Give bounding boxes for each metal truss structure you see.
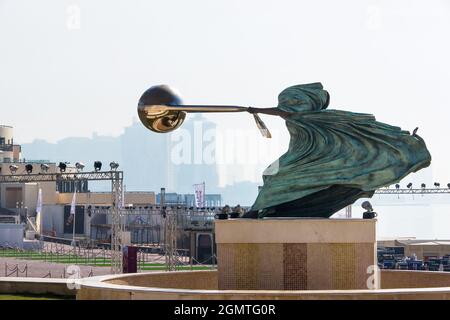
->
[0,171,124,274]
[163,210,178,271]
[0,171,122,183]
[110,171,124,274]
[375,188,450,195]
[342,186,450,218]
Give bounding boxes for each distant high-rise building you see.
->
[170,114,219,194]
[120,118,170,191]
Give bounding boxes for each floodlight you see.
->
[9,165,18,174]
[407,183,412,189]
[361,201,373,211]
[25,164,33,174]
[75,162,85,172]
[434,182,440,188]
[109,161,119,171]
[94,161,102,172]
[58,162,67,173]
[40,164,50,172]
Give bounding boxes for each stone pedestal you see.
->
[215,218,377,290]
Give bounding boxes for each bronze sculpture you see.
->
[138,83,431,218]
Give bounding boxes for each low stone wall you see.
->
[0,223,24,248]
[5,269,450,300]
[75,270,450,300]
[0,277,75,297]
[106,270,218,290]
[381,270,450,289]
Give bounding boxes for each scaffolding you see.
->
[110,171,124,274]
[0,170,124,274]
[163,210,177,271]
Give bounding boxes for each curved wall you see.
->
[76,269,450,300]
[381,270,450,289]
[106,270,218,290]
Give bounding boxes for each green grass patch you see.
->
[0,294,74,300]
[140,266,212,271]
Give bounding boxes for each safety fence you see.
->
[3,262,95,279]
[0,207,221,273]
[0,242,216,272]
[0,242,112,267]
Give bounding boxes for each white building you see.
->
[0,125,21,163]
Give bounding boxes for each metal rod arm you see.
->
[142,104,248,115]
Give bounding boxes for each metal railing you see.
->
[0,215,20,224]
[2,259,97,279]
[4,263,28,277]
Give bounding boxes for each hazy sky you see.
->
[1,0,450,185]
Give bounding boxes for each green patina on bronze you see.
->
[246,83,431,218]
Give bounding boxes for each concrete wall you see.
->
[124,192,156,205]
[58,191,156,205]
[23,183,39,213]
[381,270,450,289]
[40,205,65,237]
[0,183,21,208]
[0,151,14,163]
[0,223,24,248]
[0,181,56,210]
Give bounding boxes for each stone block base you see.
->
[215,218,377,290]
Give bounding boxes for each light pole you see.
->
[16,201,24,223]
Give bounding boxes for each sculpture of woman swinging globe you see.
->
[137,82,431,219]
